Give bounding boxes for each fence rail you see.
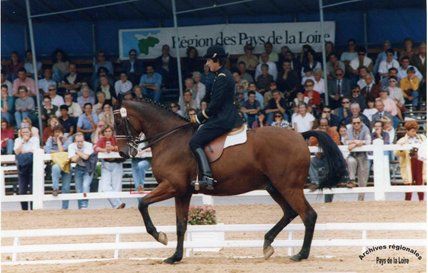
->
[1,139,426,209]
[1,222,425,265]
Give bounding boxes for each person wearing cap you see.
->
[237,43,258,76]
[400,67,420,108]
[395,120,426,201]
[189,45,243,190]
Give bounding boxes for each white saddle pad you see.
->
[224,125,248,148]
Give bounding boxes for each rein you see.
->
[113,108,192,153]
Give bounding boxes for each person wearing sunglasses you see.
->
[345,116,371,200]
[342,102,371,130]
[321,106,340,130]
[327,67,351,109]
[333,97,351,122]
[380,67,398,89]
[349,47,373,77]
[271,112,289,128]
[349,85,365,110]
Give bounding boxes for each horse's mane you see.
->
[130,97,191,123]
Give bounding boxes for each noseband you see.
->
[113,108,191,156]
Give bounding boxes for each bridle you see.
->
[113,107,192,157]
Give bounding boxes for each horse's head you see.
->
[114,105,142,159]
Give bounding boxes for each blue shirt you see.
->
[139,73,162,93]
[77,113,99,130]
[44,136,73,153]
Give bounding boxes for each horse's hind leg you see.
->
[138,180,176,245]
[263,184,298,260]
[282,189,317,261]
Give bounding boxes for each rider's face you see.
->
[206,59,220,72]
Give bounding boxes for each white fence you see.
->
[1,222,425,265]
[0,139,426,209]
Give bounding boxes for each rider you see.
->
[189,45,243,190]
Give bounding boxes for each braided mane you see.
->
[137,96,191,123]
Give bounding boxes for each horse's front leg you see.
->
[138,181,176,245]
[164,192,192,264]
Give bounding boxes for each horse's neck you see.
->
[136,106,187,139]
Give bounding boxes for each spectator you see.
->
[1,84,14,124]
[14,86,35,128]
[262,82,280,106]
[182,47,202,79]
[41,96,58,125]
[399,38,415,60]
[93,50,113,78]
[132,156,151,193]
[60,63,83,97]
[77,103,99,141]
[252,111,269,128]
[301,67,314,86]
[361,74,381,100]
[371,120,390,144]
[382,117,396,144]
[139,65,162,102]
[154,44,177,88]
[92,67,113,91]
[398,56,423,81]
[178,89,198,117]
[201,64,215,93]
[284,51,301,73]
[292,103,315,133]
[14,126,39,210]
[276,60,299,95]
[294,91,309,106]
[396,121,426,201]
[340,39,358,65]
[240,91,261,127]
[98,103,114,128]
[265,90,287,124]
[321,106,340,129]
[345,116,371,201]
[121,49,144,85]
[301,49,321,78]
[374,40,397,74]
[303,79,321,107]
[52,49,70,82]
[44,125,73,208]
[68,132,95,209]
[349,47,373,76]
[12,68,36,96]
[122,90,134,101]
[7,51,23,81]
[378,49,400,80]
[169,102,184,117]
[259,42,279,63]
[342,102,371,130]
[356,66,371,89]
[410,42,426,80]
[47,85,64,108]
[20,117,39,138]
[379,89,402,123]
[237,61,254,83]
[327,67,351,108]
[95,125,125,209]
[58,105,76,136]
[271,112,289,128]
[97,75,117,106]
[114,72,133,100]
[1,119,14,155]
[334,97,351,122]
[38,68,56,94]
[308,117,340,201]
[278,46,292,65]
[255,52,278,81]
[386,76,405,113]
[326,52,345,80]
[63,92,82,118]
[380,67,399,89]
[92,120,106,144]
[192,72,206,107]
[1,70,13,96]
[338,124,349,145]
[93,91,107,115]
[24,50,42,78]
[237,43,258,76]
[312,69,325,96]
[245,83,264,109]
[256,64,274,92]
[133,85,144,100]
[77,85,96,109]
[400,67,420,108]
[42,116,60,144]
[362,98,378,122]
[349,85,365,110]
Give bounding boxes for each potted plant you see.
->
[187,206,224,253]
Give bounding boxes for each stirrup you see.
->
[191,175,216,191]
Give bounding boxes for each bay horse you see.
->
[114,99,348,264]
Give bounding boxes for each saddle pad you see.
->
[205,125,247,163]
[224,124,247,148]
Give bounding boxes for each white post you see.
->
[171,0,184,98]
[185,232,191,257]
[383,154,391,190]
[287,231,293,256]
[114,233,120,259]
[32,148,45,209]
[361,230,367,253]
[202,195,214,206]
[319,0,329,106]
[372,139,386,201]
[12,237,20,262]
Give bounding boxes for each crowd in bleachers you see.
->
[1,37,426,210]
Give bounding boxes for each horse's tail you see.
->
[302,130,348,189]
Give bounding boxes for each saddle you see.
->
[204,124,247,163]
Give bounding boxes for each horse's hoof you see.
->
[263,245,274,260]
[290,253,308,262]
[163,255,181,264]
[158,232,168,245]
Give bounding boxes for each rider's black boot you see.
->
[192,147,216,190]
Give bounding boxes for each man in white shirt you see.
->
[114,72,133,98]
[398,56,423,81]
[47,85,64,107]
[349,47,373,75]
[313,69,325,95]
[255,52,278,81]
[292,103,315,133]
[378,49,400,79]
[68,132,94,209]
[38,68,57,94]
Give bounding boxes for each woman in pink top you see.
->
[379,89,402,120]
